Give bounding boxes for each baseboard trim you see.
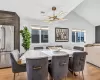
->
[0,66,11,69]
[86,62,100,68]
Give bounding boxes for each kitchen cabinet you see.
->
[85,45,100,67]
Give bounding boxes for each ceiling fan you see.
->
[43,6,68,23]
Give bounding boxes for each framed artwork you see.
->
[55,28,69,42]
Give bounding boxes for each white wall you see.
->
[74,0,100,26]
[20,11,95,53]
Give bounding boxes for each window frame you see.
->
[31,26,49,43]
[72,29,86,43]
[31,29,40,43]
[41,30,48,43]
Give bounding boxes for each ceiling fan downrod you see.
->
[52,6,56,17]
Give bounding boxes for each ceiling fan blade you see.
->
[48,21,53,24]
[48,16,54,19]
[63,19,68,21]
[43,20,50,22]
[56,11,64,16]
[43,19,54,23]
[57,11,67,17]
[54,18,60,20]
[44,19,52,22]
[59,18,68,21]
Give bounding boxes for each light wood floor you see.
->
[0,63,100,80]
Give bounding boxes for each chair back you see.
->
[73,46,84,51]
[10,50,19,73]
[72,52,87,72]
[26,57,48,80]
[34,47,43,50]
[46,46,54,49]
[51,55,69,80]
[55,45,63,48]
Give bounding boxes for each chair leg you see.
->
[18,73,19,76]
[79,72,80,76]
[72,71,74,79]
[49,76,53,80]
[48,73,53,80]
[82,71,84,80]
[14,73,15,80]
[65,76,67,80]
[79,72,80,80]
[74,72,78,76]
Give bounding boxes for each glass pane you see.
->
[72,31,75,42]
[31,29,39,43]
[81,32,84,42]
[41,30,48,43]
[76,32,81,42]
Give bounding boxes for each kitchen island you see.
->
[85,44,100,67]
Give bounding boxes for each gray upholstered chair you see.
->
[10,50,26,80]
[34,47,44,50]
[26,57,48,80]
[73,46,84,51]
[68,52,88,80]
[55,45,63,48]
[48,55,69,80]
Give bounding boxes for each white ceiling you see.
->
[1,0,100,26]
[74,0,100,26]
[0,0,83,20]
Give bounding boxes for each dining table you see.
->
[20,48,83,64]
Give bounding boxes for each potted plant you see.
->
[20,27,31,52]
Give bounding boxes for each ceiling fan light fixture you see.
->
[43,6,68,23]
[52,6,56,11]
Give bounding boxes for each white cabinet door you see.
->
[85,46,100,67]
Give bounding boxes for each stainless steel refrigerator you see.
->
[0,25,14,68]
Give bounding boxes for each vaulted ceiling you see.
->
[74,0,100,26]
[0,0,83,20]
[0,0,100,26]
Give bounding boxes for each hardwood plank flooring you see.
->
[0,63,100,80]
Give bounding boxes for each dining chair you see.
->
[55,45,63,48]
[48,54,69,80]
[73,46,84,51]
[68,52,88,80]
[10,50,26,80]
[46,46,55,49]
[34,47,44,50]
[26,57,48,80]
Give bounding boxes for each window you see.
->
[72,30,86,42]
[76,31,81,42]
[31,26,48,43]
[41,30,48,43]
[72,31,75,42]
[31,29,40,43]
